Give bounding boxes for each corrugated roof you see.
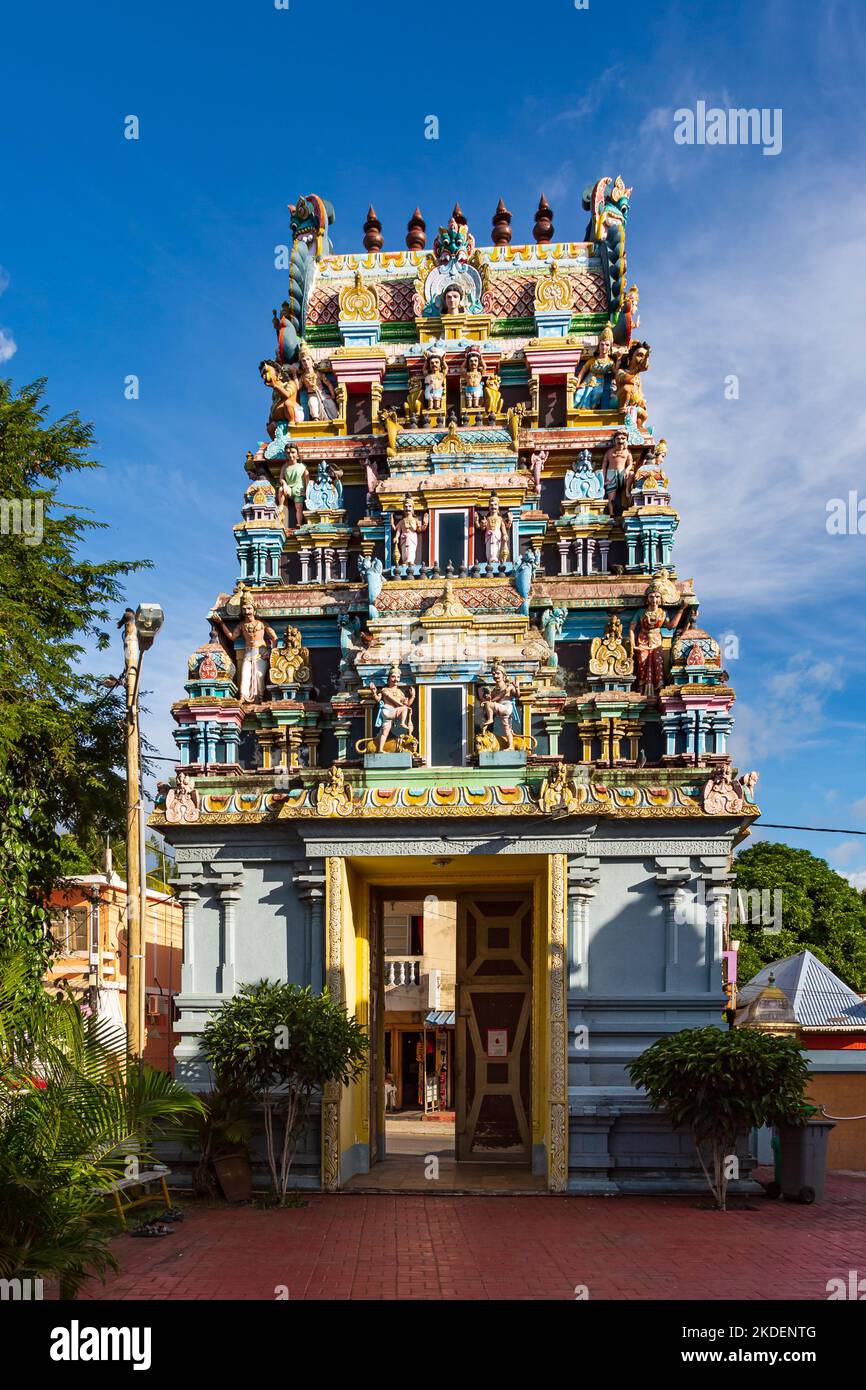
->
[738,951,866,1029]
[425,1010,456,1027]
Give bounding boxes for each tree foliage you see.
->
[201,981,368,1202]
[629,1026,809,1210]
[0,377,149,990]
[733,841,866,991]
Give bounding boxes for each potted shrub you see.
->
[189,1082,254,1202]
[628,1026,809,1210]
[202,981,367,1204]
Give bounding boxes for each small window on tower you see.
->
[428,686,464,766]
[436,511,467,571]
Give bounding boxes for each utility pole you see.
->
[121,608,144,1061]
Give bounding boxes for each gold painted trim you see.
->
[548,854,568,1192]
[322,856,343,1191]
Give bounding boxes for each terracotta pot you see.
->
[212,1151,252,1203]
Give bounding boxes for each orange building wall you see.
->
[806,1074,866,1171]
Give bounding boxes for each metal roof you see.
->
[425,1010,456,1027]
[738,951,866,1029]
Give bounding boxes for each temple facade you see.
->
[155,181,760,1192]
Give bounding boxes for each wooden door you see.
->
[456,892,532,1163]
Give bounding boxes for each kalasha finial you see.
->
[406,207,426,250]
[451,201,467,226]
[533,193,554,243]
[363,205,383,253]
[491,198,512,246]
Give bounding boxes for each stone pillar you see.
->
[298,547,312,584]
[215,875,243,995]
[335,548,348,581]
[333,717,352,763]
[323,547,334,583]
[704,881,732,992]
[176,884,200,993]
[567,859,599,992]
[544,712,564,758]
[597,538,611,573]
[585,537,596,574]
[656,874,690,992]
[557,539,571,575]
[294,863,327,989]
[573,537,584,575]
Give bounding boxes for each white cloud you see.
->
[853,796,866,821]
[0,266,9,296]
[828,840,862,867]
[0,329,17,363]
[730,654,844,765]
[843,869,866,893]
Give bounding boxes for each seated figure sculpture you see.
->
[368,665,416,752]
[573,325,617,410]
[477,663,520,750]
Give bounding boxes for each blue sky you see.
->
[1,0,865,879]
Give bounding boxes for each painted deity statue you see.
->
[259,358,303,439]
[434,216,475,266]
[441,283,467,315]
[461,348,485,415]
[211,594,277,705]
[391,496,428,567]
[474,493,510,564]
[297,341,338,422]
[276,443,309,530]
[368,665,416,752]
[540,606,567,667]
[615,341,651,430]
[529,447,548,494]
[305,460,343,512]
[423,351,446,414]
[357,554,385,617]
[483,373,502,419]
[564,448,604,502]
[602,430,635,517]
[573,325,617,410]
[477,663,520,749]
[629,578,686,698]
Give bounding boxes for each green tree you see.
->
[733,842,866,991]
[628,1027,809,1210]
[0,376,148,991]
[201,981,368,1203]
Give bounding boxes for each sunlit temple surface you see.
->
[155,181,759,1191]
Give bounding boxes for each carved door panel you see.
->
[368,892,382,1165]
[456,893,532,1164]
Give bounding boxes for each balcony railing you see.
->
[385,957,422,987]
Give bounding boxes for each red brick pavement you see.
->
[77,1174,866,1302]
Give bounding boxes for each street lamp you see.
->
[119,603,164,1061]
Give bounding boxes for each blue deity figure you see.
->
[357,553,385,618]
[512,545,542,616]
[305,460,343,512]
[540,607,567,667]
[564,449,604,502]
[573,326,616,410]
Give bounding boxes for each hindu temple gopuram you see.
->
[155,181,760,1192]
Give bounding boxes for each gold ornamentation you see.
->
[269,626,311,687]
[322,857,343,1191]
[534,260,572,313]
[355,734,418,755]
[432,420,472,455]
[338,270,379,323]
[483,373,502,416]
[548,854,568,1193]
[315,766,354,816]
[474,730,535,753]
[537,763,582,814]
[589,614,634,677]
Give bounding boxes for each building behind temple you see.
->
[155,181,760,1192]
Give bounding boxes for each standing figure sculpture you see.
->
[423,351,446,418]
[573,325,617,410]
[297,341,338,421]
[601,430,635,517]
[615,341,651,431]
[391,496,428,567]
[276,443,309,530]
[211,593,277,705]
[477,663,520,749]
[540,606,567,667]
[461,348,485,417]
[474,493,510,565]
[628,577,686,698]
[259,359,303,440]
[369,665,416,752]
[529,446,548,494]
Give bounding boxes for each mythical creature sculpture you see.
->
[539,607,567,667]
[392,497,428,567]
[477,664,520,750]
[273,194,336,364]
[564,449,604,502]
[615,341,651,431]
[483,373,503,419]
[165,770,200,825]
[269,625,311,688]
[210,593,277,704]
[573,325,617,410]
[433,212,475,266]
[629,576,686,697]
[405,374,424,424]
[358,553,385,617]
[380,407,400,453]
[582,175,631,323]
[512,544,542,615]
[338,613,361,676]
[506,401,526,448]
[537,763,581,815]
[703,766,760,815]
[368,665,416,752]
[474,493,510,565]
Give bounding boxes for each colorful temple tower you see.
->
[156,181,760,1192]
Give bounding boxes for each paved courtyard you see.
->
[76,1172,866,1301]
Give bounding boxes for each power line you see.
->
[758,823,866,837]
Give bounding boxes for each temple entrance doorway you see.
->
[343,877,544,1193]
